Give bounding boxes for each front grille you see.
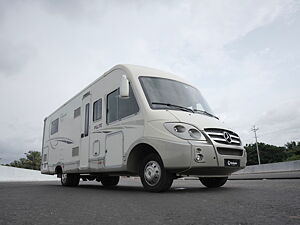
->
[204,128,241,146]
[217,147,243,156]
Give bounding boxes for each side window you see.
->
[93,99,102,121]
[119,85,139,119]
[51,118,59,135]
[43,154,47,162]
[107,89,119,123]
[84,103,90,136]
[107,84,139,124]
[74,107,80,118]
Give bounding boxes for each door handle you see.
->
[81,133,84,138]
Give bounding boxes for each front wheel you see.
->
[199,177,228,188]
[61,173,80,187]
[139,154,173,192]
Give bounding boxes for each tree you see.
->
[245,143,287,165]
[24,151,41,170]
[7,151,41,170]
[285,141,300,161]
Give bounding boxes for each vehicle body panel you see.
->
[41,64,246,178]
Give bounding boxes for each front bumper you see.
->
[178,167,242,176]
[178,140,246,176]
[145,137,246,176]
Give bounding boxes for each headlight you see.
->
[188,128,201,139]
[173,125,186,133]
[164,122,206,141]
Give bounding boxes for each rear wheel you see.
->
[61,173,80,187]
[139,153,173,192]
[100,176,120,187]
[199,177,228,188]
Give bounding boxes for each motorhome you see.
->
[41,64,246,192]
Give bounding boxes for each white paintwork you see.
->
[80,94,91,169]
[105,132,123,167]
[168,111,228,130]
[92,140,100,156]
[120,75,129,97]
[41,64,246,177]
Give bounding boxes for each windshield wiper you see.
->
[193,109,219,120]
[151,102,194,113]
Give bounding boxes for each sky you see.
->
[0,0,299,163]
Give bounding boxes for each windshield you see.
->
[139,76,216,117]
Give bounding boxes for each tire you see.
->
[139,153,173,192]
[100,176,120,187]
[61,173,80,187]
[199,177,228,188]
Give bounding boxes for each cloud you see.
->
[0,0,299,162]
[0,39,36,77]
[0,137,41,164]
[255,99,300,144]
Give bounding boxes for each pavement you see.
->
[0,178,299,225]
[229,170,300,180]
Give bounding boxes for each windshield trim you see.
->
[139,76,216,118]
[139,76,198,110]
[151,102,195,113]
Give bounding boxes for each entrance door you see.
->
[80,93,91,169]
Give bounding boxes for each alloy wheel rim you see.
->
[144,161,161,186]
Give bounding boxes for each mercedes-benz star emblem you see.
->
[223,132,232,143]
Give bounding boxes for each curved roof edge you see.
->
[108,64,188,83]
[45,64,188,119]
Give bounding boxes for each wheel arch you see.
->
[55,165,63,177]
[126,142,162,174]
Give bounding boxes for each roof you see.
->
[112,64,188,83]
[46,64,188,119]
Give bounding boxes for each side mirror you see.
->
[120,75,129,98]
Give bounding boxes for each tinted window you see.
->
[43,154,47,162]
[119,86,139,119]
[74,107,80,118]
[93,99,102,121]
[51,118,59,135]
[107,89,119,123]
[84,103,90,136]
[139,77,215,116]
[107,85,139,124]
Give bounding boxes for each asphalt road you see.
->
[230,171,300,180]
[0,178,299,225]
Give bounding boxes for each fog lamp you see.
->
[195,153,204,162]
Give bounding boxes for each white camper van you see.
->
[41,64,246,192]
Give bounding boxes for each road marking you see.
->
[289,216,300,219]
